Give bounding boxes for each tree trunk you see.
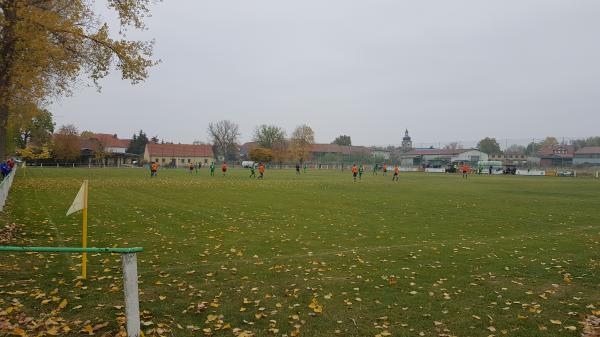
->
[0,0,17,159]
[0,105,8,159]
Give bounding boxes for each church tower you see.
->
[401,129,413,152]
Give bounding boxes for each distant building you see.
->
[308,144,371,162]
[371,149,391,160]
[79,137,102,165]
[573,147,600,165]
[79,133,138,166]
[451,149,489,164]
[401,148,488,167]
[144,143,214,167]
[401,129,413,153]
[240,142,259,159]
[488,152,528,166]
[91,133,131,154]
[535,144,575,167]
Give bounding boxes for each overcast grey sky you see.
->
[50,0,600,147]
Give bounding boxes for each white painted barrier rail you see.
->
[516,169,545,176]
[0,167,16,212]
[0,246,143,337]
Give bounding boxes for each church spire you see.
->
[402,129,413,152]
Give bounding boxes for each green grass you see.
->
[1,168,600,337]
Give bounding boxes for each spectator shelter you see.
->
[401,148,489,167]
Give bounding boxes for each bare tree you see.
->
[207,120,240,161]
[290,124,315,163]
[443,142,463,150]
[505,144,526,154]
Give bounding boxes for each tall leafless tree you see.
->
[208,120,240,161]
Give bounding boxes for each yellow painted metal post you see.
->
[82,180,89,279]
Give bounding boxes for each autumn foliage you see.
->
[249,147,273,163]
[0,0,157,157]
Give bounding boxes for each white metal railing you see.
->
[0,246,142,337]
[0,166,16,212]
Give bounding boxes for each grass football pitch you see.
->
[1,167,600,337]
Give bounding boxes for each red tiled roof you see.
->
[537,144,575,157]
[575,147,600,155]
[146,143,214,157]
[91,133,131,148]
[79,137,101,151]
[405,148,472,156]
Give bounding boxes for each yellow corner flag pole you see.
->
[66,180,90,279]
[82,180,89,279]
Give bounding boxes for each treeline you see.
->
[469,136,598,155]
[207,121,317,164]
[208,122,363,164]
[9,111,600,163]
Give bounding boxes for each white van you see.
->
[241,161,255,168]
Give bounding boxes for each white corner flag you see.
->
[66,180,90,279]
[66,181,88,216]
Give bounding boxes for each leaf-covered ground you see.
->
[1,168,600,337]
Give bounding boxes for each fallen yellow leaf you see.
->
[81,325,94,335]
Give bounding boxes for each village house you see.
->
[76,133,139,166]
[89,133,139,166]
[144,143,214,167]
[79,137,102,165]
[573,147,600,166]
[530,144,575,167]
[488,152,528,166]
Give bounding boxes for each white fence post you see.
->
[0,167,17,212]
[122,253,141,337]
